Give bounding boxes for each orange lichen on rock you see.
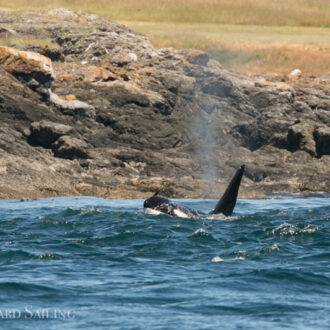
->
[59,94,76,101]
[55,73,81,81]
[0,46,54,81]
[53,62,117,83]
[90,66,116,81]
[185,50,209,66]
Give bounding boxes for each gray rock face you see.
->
[49,91,96,118]
[0,46,54,85]
[314,126,330,157]
[52,136,89,159]
[287,122,316,156]
[0,9,329,199]
[29,120,74,148]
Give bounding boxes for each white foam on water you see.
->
[204,214,237,221]
[192,228,205,234]
[211,256,224,263]
[234,256,246,260]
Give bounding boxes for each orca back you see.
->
[143,195,170,209]
[144,195,201,218]
[143,165,245,218]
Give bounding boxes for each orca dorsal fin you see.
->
[209,165,245,216]
[153,191,160,196]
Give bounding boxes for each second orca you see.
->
[143,165,245,219]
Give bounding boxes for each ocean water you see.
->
[0,195,329,329]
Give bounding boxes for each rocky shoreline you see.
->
[0,9,329,199]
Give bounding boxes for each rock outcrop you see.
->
[0,9,329,199]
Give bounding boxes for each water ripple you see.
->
[0,195,329,328]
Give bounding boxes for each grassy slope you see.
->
[125,22,330,75]
[0,0,329,75]
[1,0,329,26]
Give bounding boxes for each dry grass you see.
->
[219,44,330,76]
[0,35,57,48]
[0,0,329,27]
[125,22,330,48]
[126,22,330,75]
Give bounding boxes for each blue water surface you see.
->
[0,195,329,329]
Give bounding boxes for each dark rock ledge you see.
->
[0,9,329,199]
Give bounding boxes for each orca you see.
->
[143,165,245,218]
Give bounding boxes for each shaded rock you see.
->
[41,46,63,62]
[270,133,288,149]
[96,113,117,127]
[297,88,326,109]
[249,89,278,108]
[52,136,89,159]
[0,68,56,123]
[316,100,330,111]
[232,118,293,152]
[23,45,64,62]
[102,81,151,107]
[316,110,330,126]
[314,126,330,157]
[29,120,74,148]
[96,81,169,113]
[184,50,209,66]
[293,100,311,113]
[0,46,54,85]
[201,77,233,98]
[157,72,195,94]
[287,122,316,155]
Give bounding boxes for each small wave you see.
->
[0,195,328,329]
[191,228,207,236]
[255,268,330,288]
[59,207,103,218]
[0,250,62,262]
[38,253,61,260]
[267,192,330,199]
[0,282,59,294]
[79,207,103,215]
[271,223,319,236]
[204,214,237,221]
[261,243,280,253]
[190,228,213,238]
[234,256,246,261]
[224,243,280,261]
[221,256,246,261]
[189,228,217,242]
[0,250,34,262]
